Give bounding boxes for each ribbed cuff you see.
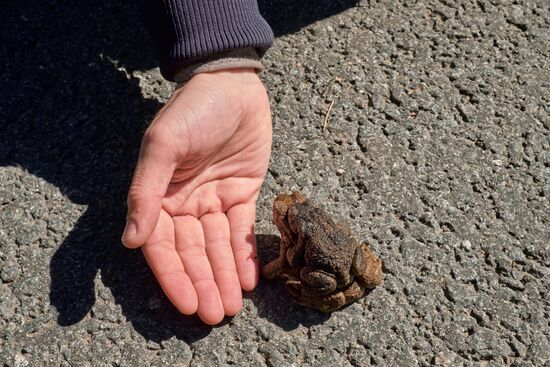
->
[173,48,263,84]
[142,0,274,81]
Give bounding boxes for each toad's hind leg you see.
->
[356,243,383,287]
[300,267,337,295]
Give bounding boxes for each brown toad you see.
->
[262,191,382,312]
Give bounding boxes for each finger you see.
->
[200,213,243,317]
[123,128,178,248]
[226,203,259,291]
[174,215,225,325]
[142,210,198,315]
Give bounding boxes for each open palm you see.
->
[122,70,272,324]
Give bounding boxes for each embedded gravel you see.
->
[1,0,549,366]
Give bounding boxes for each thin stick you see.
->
[323,99,336,131]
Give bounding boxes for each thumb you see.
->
[122,132,177,248]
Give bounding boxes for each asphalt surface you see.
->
[1,0,549,366]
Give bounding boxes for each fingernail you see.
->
[122,221,137,242]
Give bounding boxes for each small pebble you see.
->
[1,262,20,283]
[461,240,472,250]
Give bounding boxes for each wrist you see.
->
[174,48,264,86]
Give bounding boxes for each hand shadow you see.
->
[2,0,211,343]
[1,0,356,342]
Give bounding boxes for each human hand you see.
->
[121,69,272,324]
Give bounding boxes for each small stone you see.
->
[0,285,19,319]
[15,222,46,246]
[527,333,550,361]
[461,240,472,251]
[444,282,476,306]
[468,329,512,359]
[258,344,285,367]
[370,94,386,111]
[509,338,527,357]
[146,341,161,350]
[347,344,369,367]
[384,104,402,121]
[0,189,17,204]
[433,351,457,366]
[1,262,20,283]
[155,340,193,366]
[14,354,29,367]
[451,267,478,283]
[500,276,524,290]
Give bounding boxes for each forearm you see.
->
[140,0,274,81]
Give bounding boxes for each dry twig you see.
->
[323,99,336,131]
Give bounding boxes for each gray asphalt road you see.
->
[1,0,549,366]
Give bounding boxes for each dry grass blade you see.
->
[323,99,336,131]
